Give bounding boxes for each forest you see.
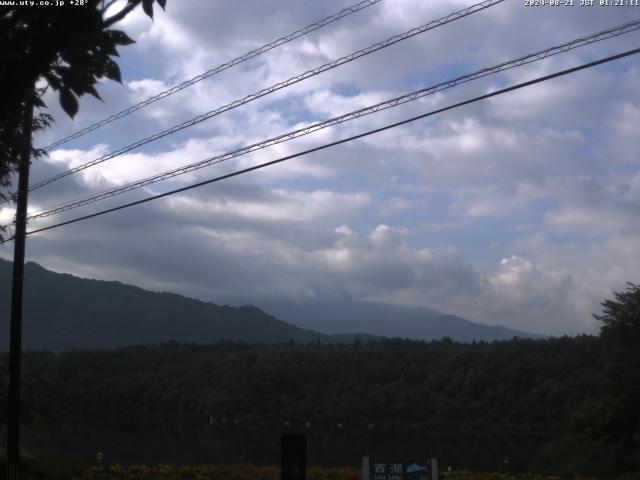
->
[13,336,599,431]
[1,284,639,476]
[0,335,631,475]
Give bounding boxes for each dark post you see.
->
[6,91,34,480]
[281,434,306,480]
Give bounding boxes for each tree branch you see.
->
[103,0,141,28]
[101,0,121,16]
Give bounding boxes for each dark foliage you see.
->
[534,283,640,475]
[4,336,602,434]
[591,282,640,471]
[0,0,167,235]
[0,335,609,474]
[0,311,636,475]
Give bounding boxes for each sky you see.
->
[2,0,640,336]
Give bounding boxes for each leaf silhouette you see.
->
[142,0,154,18]
[59,89,79,118]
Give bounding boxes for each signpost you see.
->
[362,458,437,480]
[282,434,306,480]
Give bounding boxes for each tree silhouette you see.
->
[593,282,640,461]
[1,2,168,475]
[0,0,166,223]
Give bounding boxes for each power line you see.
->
[5,46,635,243]
[24,18,640,221]
[41,0,383,152]
[27,0,504,193]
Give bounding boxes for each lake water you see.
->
[24,425,552,473]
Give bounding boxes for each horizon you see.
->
[1,256,577,340]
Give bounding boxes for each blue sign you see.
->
[363,458,437,480]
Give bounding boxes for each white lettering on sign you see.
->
[374,464,386,474]
[365,458,436,480]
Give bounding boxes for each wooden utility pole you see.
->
[6,90,34,480]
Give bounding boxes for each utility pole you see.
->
[6,89,34,480]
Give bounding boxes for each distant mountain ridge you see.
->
[258,297,545,342]
[0,258,542,351]
[0,259,372,351]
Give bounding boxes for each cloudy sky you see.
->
[2,0,640,335]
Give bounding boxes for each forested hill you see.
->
[9,335,608,477]
[16,336,602,432]
[0,259,371,350]
[2,333,638,474]
[0,258,538,350]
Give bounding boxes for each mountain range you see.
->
[0,258,542,351]
[258,296,543,342]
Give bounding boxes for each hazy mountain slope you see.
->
[0,259,346,350]
[0,258,541,351]
[258,297,544,341]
